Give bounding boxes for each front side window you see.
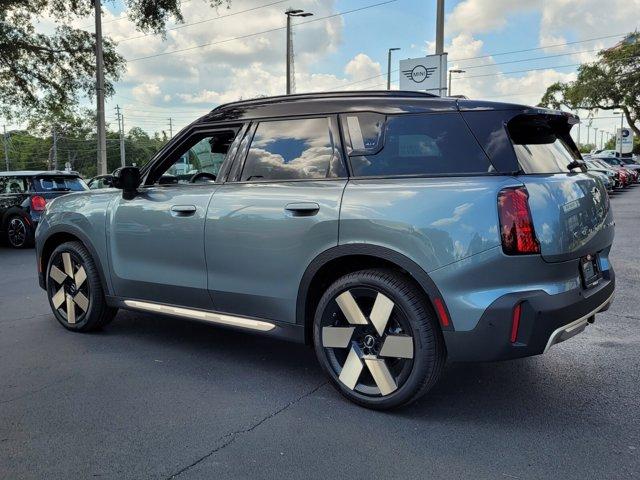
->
[240,117,340,181]
[341,113,493,177]
[158,130,238,185]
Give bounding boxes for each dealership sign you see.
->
[616,127,634,154]
[399,54,447,95]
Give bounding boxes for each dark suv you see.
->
[35,92,615,409]
[0,171,87,248]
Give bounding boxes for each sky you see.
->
[14,0,640,145]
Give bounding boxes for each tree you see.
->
[539,33,640,136]
[0,0,228,122]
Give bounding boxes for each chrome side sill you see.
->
[122,299,276,332]
[543,292,615,353]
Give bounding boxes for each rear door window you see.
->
[33,176,87,192]
[340,113,493,177]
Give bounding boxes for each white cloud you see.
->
[446,0,540,36]
[344,54,381,81]
[131,82,162,101]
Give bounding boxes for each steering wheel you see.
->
[189,172,217,184]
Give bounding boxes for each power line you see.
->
[333,32,630,91]
[127,0,398,62]
[462,47,600,70]
[118,0,292,43]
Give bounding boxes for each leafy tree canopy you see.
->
[0,0,227,122]
[539,32,640,136]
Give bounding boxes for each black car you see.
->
[87,174,114,190]
[0,171,88,248]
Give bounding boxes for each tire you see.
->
[6,215,32,248]
[313,269,446,410]
[46,241,117,332]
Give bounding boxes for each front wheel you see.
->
[46,241,117,332]
[313,269,446,410]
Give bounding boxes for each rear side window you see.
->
[33,176,87,192]
[341,113,493,177]
[241,117,342,181]
[507,116,579,174]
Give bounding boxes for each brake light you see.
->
[497,187,540,255]
[31,195,47,212]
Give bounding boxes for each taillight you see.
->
[31,195,47,212]
[497,187,540,255]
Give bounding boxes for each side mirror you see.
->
[112,166,141,199]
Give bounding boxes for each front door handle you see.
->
[284,202,320,217]
[170,205,197,217]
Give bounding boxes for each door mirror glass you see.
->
[112,167,141,199]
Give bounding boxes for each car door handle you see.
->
[284,202,320,217]
[170,205,197,217]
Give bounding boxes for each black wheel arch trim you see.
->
[296,244,454,334]
[1,206,33,230]
[37,225,111,295]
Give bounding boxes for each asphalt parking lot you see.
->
[1,187,639,480]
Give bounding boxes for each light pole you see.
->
[387,48,400,90]
[435,0,445,55]
[448,69,465,96]
[614,110,624,157]
[94,0,107,175]
[285,8,313,95]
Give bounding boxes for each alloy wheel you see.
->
[7,217,27,247]
[320,287,414,396]
[48,251,90,325]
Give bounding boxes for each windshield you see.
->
[33,176,88,192]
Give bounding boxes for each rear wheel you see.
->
[6,215,32,248]
[46,241,116,332]
[313,269,446,410]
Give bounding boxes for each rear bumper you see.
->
[443,268,615,362]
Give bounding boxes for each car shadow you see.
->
[97,309,610,426]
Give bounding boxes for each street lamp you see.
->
[387,48,400,90]
[448,69,465,96]
[285,8,313,95]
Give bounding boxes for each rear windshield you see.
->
[340,112,493,177]
[33,176,87,192]
[508,116,579,174]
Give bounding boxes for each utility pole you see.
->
[387,48,400,90]
[600,130,604,149]
[168,117,173,139]
[94,0,107,175]
[435,0,445,54]
[52,129,58,171]
[116,105,125,167]
[3,126,9,171]
[285,8,313,95]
